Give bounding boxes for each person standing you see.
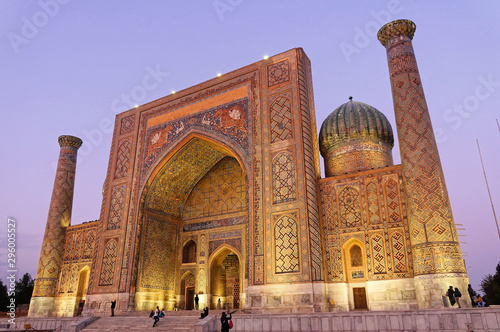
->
[454,287,462,308]
[220,309,232,332]
[447,286,456,307]
[153,306,160,327]
[195,294,199,310]
[217,298,221,310]
[468,284,477,307]
[110,300,116,317]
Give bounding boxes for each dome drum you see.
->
[323,141,393,177]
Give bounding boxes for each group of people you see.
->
[149,306,166,327]
[446,286,463,308]
[446,284,488,308]
[468,284,488,307]
[147,296,237,330]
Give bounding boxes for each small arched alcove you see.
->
[182,240,197,264]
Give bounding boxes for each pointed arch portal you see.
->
[209,246,241,310]
[134,136,247,311]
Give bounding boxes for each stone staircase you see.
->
[81,311,204,331]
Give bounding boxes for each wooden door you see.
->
[186,287,195,310]
[353,287,368,310]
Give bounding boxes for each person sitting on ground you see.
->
[200,306,209,319]
[149,310,154,318]
[161,308,166,317]
[477,295,485,307]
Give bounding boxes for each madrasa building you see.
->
[29,19,469,317]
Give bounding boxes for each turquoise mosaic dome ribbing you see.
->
[319,98,394,157]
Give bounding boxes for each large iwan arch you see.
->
[134,135,248,311]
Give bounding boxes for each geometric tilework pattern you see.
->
[146,138,226,216]
[73,232,83,260]
[64,233,75,261]
[274,215,300,273]
[338,186,362,228]
[267,60,290,87]
[391,232,407,273]
[208,238,242,257]
[183,157,247,220]
[382,30,465,274]
[139,217,177,291]
[384,178,401,223]
[270,96,293,143]
[51,220,97,298]
[69,265,79,293]
[83,231,95,259]
[114,139,131,179]
[33,143,80,297]
[328,246,342,280]
[120,115,135,134]
[366,182,381,225]
[272,152,296,204]
[320,168,413,282]
[184,273,195,288]
[59,265,70,293]
[99,239,118,286]
[371,235,387,274]
[108,185,125,230]
[297,53,323,281]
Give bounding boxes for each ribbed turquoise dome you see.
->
[319,98,395,177]
[319,99,394,156]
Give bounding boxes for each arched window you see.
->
[350,245,362,267]
[345,242,366,283]
[182,240,197,263]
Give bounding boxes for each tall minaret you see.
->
[30,135,82,317]
[377,20,468,308]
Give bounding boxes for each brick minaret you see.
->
[377,20,468,308]
[30,135,82,317]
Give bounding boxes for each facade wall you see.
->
[320,165,413,283]
[32,39,469,316]
[319,166,417,311]
[82,48,322,314]
[37,221,97,317]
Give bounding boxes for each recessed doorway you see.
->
[353,287,368,310]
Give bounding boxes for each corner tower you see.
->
[377,19,467,308]
[30,135,83,317]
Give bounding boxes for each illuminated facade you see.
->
[29,19,469,317]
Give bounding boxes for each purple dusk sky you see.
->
[1,1,499,294]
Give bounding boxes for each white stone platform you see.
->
[3,308,499,332]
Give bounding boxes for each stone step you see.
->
[81,315,202,331]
